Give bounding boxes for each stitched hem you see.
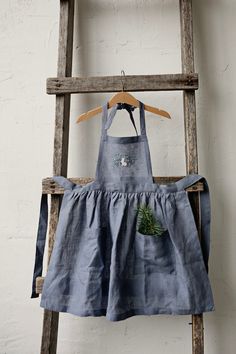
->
[40,300,215,322]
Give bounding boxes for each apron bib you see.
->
[95,101,153,184]
[30,101,215,321]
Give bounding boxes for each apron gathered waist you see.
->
[30,173,211,298]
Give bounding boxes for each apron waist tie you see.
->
[30,193,48,298]
[30,177,77,298]
[176,174,211,273]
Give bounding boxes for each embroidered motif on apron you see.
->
[31,101,215,321]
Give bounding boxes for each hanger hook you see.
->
[120,70,125,91]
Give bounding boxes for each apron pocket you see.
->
[134,230,176,274]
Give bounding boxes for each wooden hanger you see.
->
[76,71,171,123]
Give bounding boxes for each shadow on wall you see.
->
[194,1,236,353]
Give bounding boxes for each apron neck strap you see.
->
[102,100,147,138]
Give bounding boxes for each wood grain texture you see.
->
[180,1,204,353]
[40,1,75,354]
[53,0,75,177]
[47,73,198,94]
[41,176,204,194]
[180,0,198,174]
[192,314,204,353]
[41,310,59,354]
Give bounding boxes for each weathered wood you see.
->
[180,1,204,353]
[41,310,59,354]
[41,176,204,195]
[180,0,198,174]
[36,276,45,294]
[47,73,198,94]
[40,1,75,354]
[192,314,204,352]
[47,196,60,265]
[189,189,205,354]
[53,0,75,176]
[40,196,61,354]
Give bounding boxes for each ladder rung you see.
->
[42,176,203,194]
[46,73,198,95]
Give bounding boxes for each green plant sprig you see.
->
[136,204,166,237]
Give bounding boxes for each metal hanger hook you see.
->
[120,70,126,91]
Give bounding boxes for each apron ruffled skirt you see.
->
[36,175,214,321]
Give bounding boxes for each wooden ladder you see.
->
[36,1,205,353]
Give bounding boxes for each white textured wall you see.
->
[0,0,235,353]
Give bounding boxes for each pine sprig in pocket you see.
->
[136,204,166,236]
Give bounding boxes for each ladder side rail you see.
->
[179,1,204,354]
[40,1,75,354]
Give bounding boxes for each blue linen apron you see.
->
[30,101,215,321]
